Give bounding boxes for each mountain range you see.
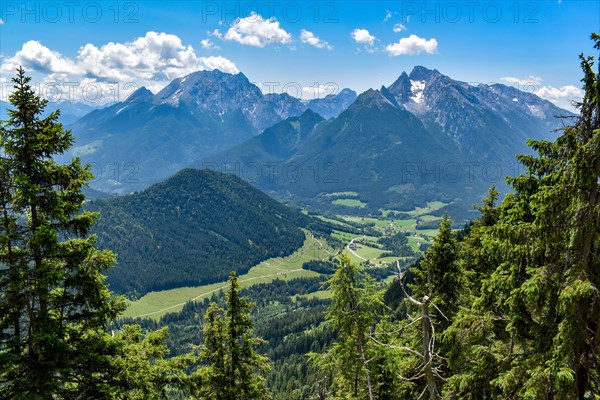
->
[201,66,572,214]
[1,99,98,125]
[62,70,356,194]
[43,65,575,215]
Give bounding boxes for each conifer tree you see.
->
[388,216,461,400]
[197,302,228,398]
[0,67,125,398]
[312,254,385,400]
[444,33,600,399]
[411,215,461,334]
[196,272,270,400]
[0,67,193,399]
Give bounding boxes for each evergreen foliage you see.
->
[195,272,271,400]
[0,67,126,398]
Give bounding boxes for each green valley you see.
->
[123,232,331,320]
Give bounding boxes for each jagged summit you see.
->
[67,66,572,202]
[409,66,441,81]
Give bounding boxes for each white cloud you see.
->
[302,83,339,99]
[1,32,239,104]
[500,75,583,111]
[201,38,219,50]
[393,23,407,33]
[536,85,582,99]
[300,29,332,50]
[1,40,79,76]
[351,28,376,46]
[224,12,292,47]
[199,56,238,73]
[500,75,543,86]
[208,29,223,39]
[384,10,392,22]
[535,85,583,111]
[385,34,438,56]
[0,18,5,25]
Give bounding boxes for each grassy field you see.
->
[331,230,379,243]
[292,290,332,301]
[393,219,418,229]
[407,236,427,252]
[419,214,442,222]
[123,232,333,320]
[415,229,440,238]
[347,243,386,264]
[319,191,359,198]
[406,201,447,217]
[315,215,354,229]
[332,198,367,208]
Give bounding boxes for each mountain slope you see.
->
[65,70,355,194]
[200,109,326,170]
[87,169,311,295]
[275,89,468,208]
[306,88,358,119]
[386,66,571,164]
[1,99,98,124]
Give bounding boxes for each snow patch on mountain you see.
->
[410,80,426,104]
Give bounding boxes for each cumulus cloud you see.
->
[2,40,79,76]
[393,23,407,33]
[223,12,292,47]
[385,34,438,56]
[351,29,376,46]
[536,85,582,101]
[201,38,219,50]
[500,75,583,111]
[198,56,238,73]
[500,75,543,86]
[300,29,332,50]
[1,32,239,103]
[208,29,223,38]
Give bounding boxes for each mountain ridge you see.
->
[64,69,356,194]
[200,66,574,213]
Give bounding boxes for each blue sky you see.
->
[1,1,598,110]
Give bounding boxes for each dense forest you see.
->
[86,168,316,296]
[0,34,599,399]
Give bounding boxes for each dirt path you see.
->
[346,235,384,268]
[346,235,367,260]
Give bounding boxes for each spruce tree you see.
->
[0,68,193,399]
[197,303,228,398]
[196,272,270,400]
[411,214,461,334]
[386,216,461,400]
[444,33,600,399]
[0,67,125,398]
[312,254,385,400]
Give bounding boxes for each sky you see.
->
[0,0,598,111]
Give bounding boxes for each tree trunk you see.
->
[420,299,440,400]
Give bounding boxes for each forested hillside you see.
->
[87,168,313,295]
